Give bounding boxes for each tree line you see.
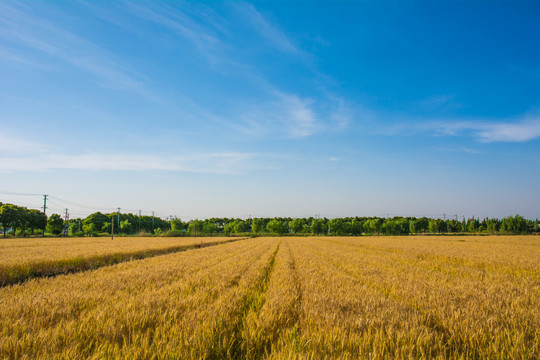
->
[1,202,538,237]
[0,203,47,237]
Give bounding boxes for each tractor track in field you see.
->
[221,241,281,360]
[284,240,303,343]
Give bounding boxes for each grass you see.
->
[0,235,538,359]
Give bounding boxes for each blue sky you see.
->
[1,0,539,220]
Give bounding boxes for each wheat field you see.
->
[0,236,237,286]
[0,236,538,359]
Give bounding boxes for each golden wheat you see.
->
[0,236,237,285]
[0,235,537,359]
[0,237,280,358]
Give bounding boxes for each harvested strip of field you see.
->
[0,236,240,286]
[0,237,280,359]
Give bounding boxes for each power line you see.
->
[0,191,42,196]
[48,196,116,211]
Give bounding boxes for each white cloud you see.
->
[0,135,50,154]
[0,2,158,100]
[414,94,455,110]
[436,147,482,154]
[123,1,224,66]
[276,92,318,137]
[0,151,261,174]
[476,119,540,142]
[232,91,319,138]
[1,1,353,143]
[434,117,540,143]
[229,90,362,139]
[231,2,299,54]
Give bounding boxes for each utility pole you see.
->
[42,194,48,236]
[117,208,121,235]
[64,208,69,236]
[111,215,114,240]
[152,211,155,234]
[138,210,141,234]
[43,194,48,215]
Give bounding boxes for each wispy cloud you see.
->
[0,2,158,100]
[1,1,353,142]
[0,127,283,174]
[231,91,318,138]
[274,92,318,137]
[0,46,56,71]
[368,108,540,143]
[433,116,540,142]
[0,135,50,154]
[230,2,300,54]
[115,1,346,139]
[122,1,226,67]
[414,94,455,109]
[436,147,482,154]
[0,151,263,174]
[225,84,356,139]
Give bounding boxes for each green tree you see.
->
[447,219,461,233]
[467,218,479,233]
[188,220,203,236]
[28,209,47,235]
[381,219,396,235]
[69,219,83,236]
[47,214,64,235]
[288,219,304,234]
[266,219,287,234]
[82,222,97,235]
[416,217,429,233]
[437,219,446,233]
[409,220,417,234]
[328,218,345,235]
[501,215,528,234]
[485,219,499,234]
[171,218,185,232]
[83,212,109,232]
[224,222,235,235]
[0,204,20,237]
[365,218,382,234]
[349,219,363,235]
[102,222,112,234]
[233,220,249,234]
[120,219,132,234]
[251,218,265,234]
[311,219,327,235]
[428,219,439,234]
[202,223,219,234]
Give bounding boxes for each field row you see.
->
[0,236,538,358]
[0,236,239,286]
